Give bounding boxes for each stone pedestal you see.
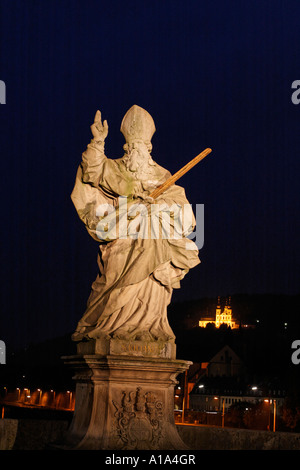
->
[58,338,191,450]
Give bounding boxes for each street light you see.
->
[214,396,225,427]
[221,399,225,427]
[181,370,188,424]
[67,391,73,409]
[50,390,56,408]
[273,400,277,432]
[264,399,276,432]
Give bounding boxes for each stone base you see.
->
[76,336,176,359]
[56,352,191,450]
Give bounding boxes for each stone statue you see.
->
[70,105,200,345]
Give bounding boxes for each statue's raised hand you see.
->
[91,110,108,141]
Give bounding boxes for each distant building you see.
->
[199,296,238,329]
[189,345,286,414]
[202,345,245,378]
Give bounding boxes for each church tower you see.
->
[215,296,236,328]
[215,296,222,327]
[199,296,237,329]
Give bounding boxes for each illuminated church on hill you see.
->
[199,296,238,329]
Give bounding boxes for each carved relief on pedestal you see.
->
[112,387,163,450]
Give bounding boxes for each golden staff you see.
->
[96,147,212,240]
[149,147,212,199]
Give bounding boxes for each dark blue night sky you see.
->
[0,0,299,349]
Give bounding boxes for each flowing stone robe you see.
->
[71,140,200,342]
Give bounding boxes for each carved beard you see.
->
[123,148,155,180]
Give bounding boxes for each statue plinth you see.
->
[57,339,191,450]
[76,337,177,359]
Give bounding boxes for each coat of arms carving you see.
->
[112,387,163,449]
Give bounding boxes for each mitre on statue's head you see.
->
[120,105,156,144]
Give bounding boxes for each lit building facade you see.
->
[199,296,237,329]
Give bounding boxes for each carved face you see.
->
[123,141,154,175]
